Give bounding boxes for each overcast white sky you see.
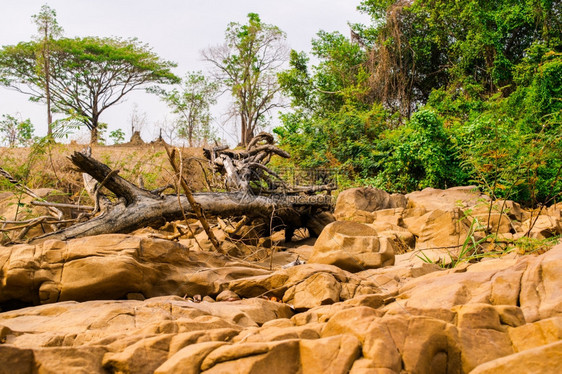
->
[0,1,370,144]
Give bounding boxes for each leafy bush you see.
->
[0,114,34,147]
[109,129,126,145]
[275,104,389,173]
[371,110,466,192]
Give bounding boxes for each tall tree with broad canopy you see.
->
[202,13,288,146]
[0,37,179,143]
[32,4,63,138]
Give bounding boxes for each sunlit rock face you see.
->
[0,185,561,373]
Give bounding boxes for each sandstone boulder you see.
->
[309,221,395,272]
[0,234,270,309]
[384,244,562,325]
[233,323,322,343]
[470,340,562,374]
[398,316,462,374]
[355,318,402,372]
[403,208,470,251]
[508,316,562,352]
[299,334,361,374]
[167,328,239,356]
[370,213,416,251]
[0,345,34,374]
[334,187,407,222]
[493,199,530,222]
[322,306,381,343]
[215,290,240,302]
[406,186,486,212]
[520,214,562,239]
[282,272,341,310]
[519,244,562,322]
[200,340,301,373]
[0,239,560,374]
[155,341,227,374]
[471,212,513,235]
[546,202,562,219]
[103,334,173,374]
[183,298,294,327]
[225,262,380,309]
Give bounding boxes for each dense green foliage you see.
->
[276,0,562,205]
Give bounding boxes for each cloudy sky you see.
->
[0,1,370,144]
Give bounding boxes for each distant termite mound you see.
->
[128,131,145,145]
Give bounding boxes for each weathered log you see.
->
[246,132,274,150]
[30,152,333,244]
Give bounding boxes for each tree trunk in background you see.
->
[90,127,98,144]
[43,30,53,138]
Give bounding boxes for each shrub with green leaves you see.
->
[0,114,34,147]
[109,128,126,145]
[372,109,466,192]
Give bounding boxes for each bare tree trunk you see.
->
[240,119,246,146]
[45,66,53,137]
[90,114,100,144]
[43,31,53,138]
[46,90,53,137]
[90,104,101,144]
[90,127,98,145]
[244,126,254,147]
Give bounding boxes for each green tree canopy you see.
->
[203,13,288,146]
[158,71,219,147]
[279,30,369,116]
[0,36,179,143]
[356,0,562,114]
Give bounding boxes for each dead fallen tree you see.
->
[30,150,333,244]
[204,132,337,196]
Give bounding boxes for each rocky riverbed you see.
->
[1,186,561,373]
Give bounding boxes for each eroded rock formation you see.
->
[0,186,561,373]
[1,238,561,372]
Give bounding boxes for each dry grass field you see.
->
[0,141,210,200]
